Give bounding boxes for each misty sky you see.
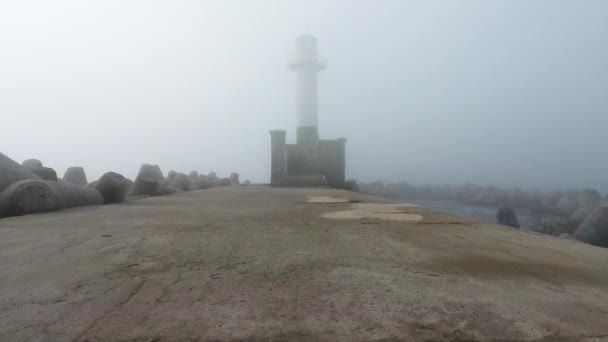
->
[1,1,607,191]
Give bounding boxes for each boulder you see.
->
[496,206,520,228]
[171,173,190,191]
[193,175,211,190]
[1,153,41,191]
[63,167,88,186]
[129,164,172,197]
[20,158,57,181]
[31,166,58,181]
[230,172,240,185]
[50,180,103,208]
[22,159,43,169]
[569,189,601,224]
[167,170,177,183]
[125,178,134,193]
[574,205,608,247]
[553,194,579,217]
[0,179,62,218]
[94,172,129,204]
[540,216,570,236]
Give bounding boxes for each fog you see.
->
[1,0,607,190]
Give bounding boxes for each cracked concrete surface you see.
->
[1,186,608,341]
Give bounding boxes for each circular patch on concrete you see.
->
[322,202,423,222]
[305,196,352,203]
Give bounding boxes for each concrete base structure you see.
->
[270,130,346,188]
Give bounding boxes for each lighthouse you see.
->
[270,35,346,188]
[289,35,325,144]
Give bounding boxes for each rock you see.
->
[0,154,101,217]
[573,205,608,247]
[553,193,580,217]
[1,153,41,191]
[0,179,62,218]
[193,176,211,190]
[94,172,129,204]
[129,164,172,197]
[50,180,103,208]
[20,158,57,181]
[230,172,240,185]
[22,159,43,169]
[540,216,570,236]
[496,206,520,228]
[569,189,601,224]
[171,173,190,191]
[167,170,177,182]
[63,167,88,186]
[125,178,134,193]
[30,166,58,181]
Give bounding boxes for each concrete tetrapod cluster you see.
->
[0,153,101,218]
[0,152,244,219]
[361,181,608,248]
[22,159,58,181]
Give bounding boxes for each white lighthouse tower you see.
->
[270,35,345,188]
[288,34,325,144]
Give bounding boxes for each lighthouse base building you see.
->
[270,35,346,188]
[270,130,346,188]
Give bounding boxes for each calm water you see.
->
[409,200,534,228]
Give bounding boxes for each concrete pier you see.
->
[1,186,607,341]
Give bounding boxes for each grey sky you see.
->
[1,0,607,190]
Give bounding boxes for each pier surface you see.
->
[1,186,607,341]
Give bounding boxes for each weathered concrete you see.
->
[51,180,103,208]
[30,166,58,181]
[129,164,174,197]
[192,175,211,190]
[170,173,190,192]
[94,172,129,204]
[21,159,58,181]
[0,179,62,218]
[575,205,608,247]
[63,166,88,186]
[167,170,177,183]
[230,172,240,185]
[0,153,40,191]
[0,186,607,341]
[21,159,43,170]
[496,205,520,228]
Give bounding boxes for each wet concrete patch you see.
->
[424,255,608,288]
[305,196,353,203]
[322,203,424,222]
